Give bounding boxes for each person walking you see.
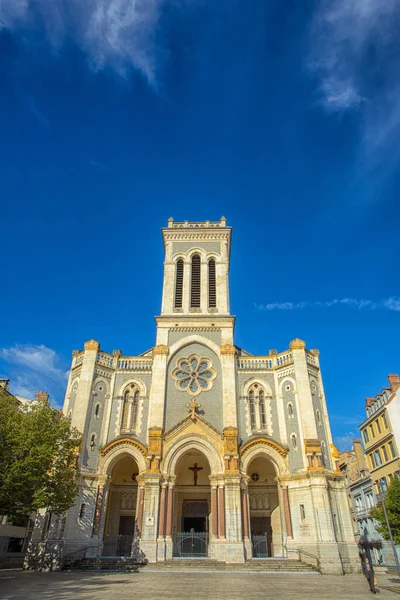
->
[363,557,377,594]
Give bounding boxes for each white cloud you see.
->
[334,431,357,452]
[254,297,400,311]
[310,0,400,158]
[0,0,194,83]
[0,344,69,406]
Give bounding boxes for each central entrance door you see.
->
[182,500,208,532]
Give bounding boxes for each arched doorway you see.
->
[173,449,211,557]
[103,455,139,556]
[247,456,282,557]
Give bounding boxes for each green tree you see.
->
[370,476,400,544]
[0,387,81,519]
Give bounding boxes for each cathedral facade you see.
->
[46,218,358,573]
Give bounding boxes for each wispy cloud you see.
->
[255,297,400,312]
[330,414,365,427]
[309,0,400,160]
[334,431,357,452]
[0,0,194,83]
[0,344,69,405]
[26,96,50,129]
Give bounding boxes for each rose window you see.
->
[172,354,216,396]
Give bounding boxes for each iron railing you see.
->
[285,547,320,572]
[174,532,208,557]
[252,535,269,558]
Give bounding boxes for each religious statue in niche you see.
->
[249,493,270,510]
[188,463,203,486]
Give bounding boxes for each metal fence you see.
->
[252,535,268,558]
[174,532,208,557]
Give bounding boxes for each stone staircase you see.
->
[66,556,140,571]
[66,557,319,574]
[139,558,319,573]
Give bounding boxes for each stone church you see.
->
[35,218,359,573]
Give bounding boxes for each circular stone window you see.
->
[251,473,259,482]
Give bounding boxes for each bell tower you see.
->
[160,217,232,317]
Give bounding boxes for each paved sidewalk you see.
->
[0,570,399,600]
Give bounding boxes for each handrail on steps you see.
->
[284,546,321,572]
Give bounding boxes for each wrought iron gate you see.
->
[174,532,208,557]
[252,534,268,558]
[102,535,134,557]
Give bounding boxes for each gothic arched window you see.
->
[190,254,201,308]
[208,258,216,308]
[121,385,140,433]
[249,389,256,430]
[259,389,266,429]
[291,434,297,450]
[174,259,184,308]
[288,403,294,418]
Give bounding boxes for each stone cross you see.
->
[189,463,203,486]
[185,397,201,420]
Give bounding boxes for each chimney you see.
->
[35,390,49,402]
[388,374,400,393]
[0,379,10,390]
[353,438,367,473]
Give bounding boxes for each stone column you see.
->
[211,485,218,538]
[290,339,318,440]
[241,485,252,560]
[165,482,175,560]
[223,476,246,562]
[220,344,238,428]
[218,485,225,538]
[156,484,167,561]
[92,476,109,537]
[136,485,145,536]
[282,486,293,538]
[139,474,161,563]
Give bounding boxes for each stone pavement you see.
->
[0,570,399,600]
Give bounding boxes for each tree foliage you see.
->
[0,388,81,519]
[370,476,400,545]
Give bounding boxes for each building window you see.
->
[94,403,100,418]
[90,434,96,450]
[389,441,396,458]
[121,385,140,432]
[68,410,72,421]
[208,259,216,308]
[259,390,266,429]
[369,424,375,439]
[316,410,322,426]
[79,503,86,520]
[363,429,369,443]
[374,449,382,467]
[174,259,184,308]
[249,390,256,430]
[382,445,389,462]
[382,413,388,429]
[369,453,375,469]
[288,402,294,418]
[300,504,306,521]
[376,418,382,434]
[291,434,297,450]
[190,254,201,308]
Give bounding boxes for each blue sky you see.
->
[0,1,399,450]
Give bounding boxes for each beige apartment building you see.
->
[360,375,400,493]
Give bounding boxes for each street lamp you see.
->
[378,481,400,578]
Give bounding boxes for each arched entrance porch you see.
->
[173,449,211,557]
[102,455,139,556]
[247,456,282,557]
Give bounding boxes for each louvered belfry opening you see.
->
[175,259,184,308]
[190,254,201,308]
[208,259,216,308]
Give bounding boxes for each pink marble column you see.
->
[218,486,225,538]
[92,485,104,536]
[165,485,174,537]
[211,486,218,538]
[136,486,145,536]
[282,486,293,538]
[241,488,249,539]
[158,485,167,537]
